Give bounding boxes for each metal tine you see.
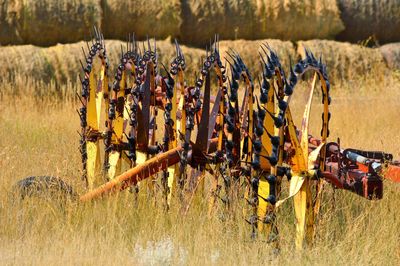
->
[257,76,262,89]
[142,41,146,54]
[216,34,220,52]
[79,59,86,72]
[255,95,263,111]
[227,76,232,88]
[206,45,209,59]
[304,47,310,59]
[174,38,180,57]
[75,92,85,106]
[178,40,184,60]
[127,33,130,53]
[262,42,275,55]
[86,41,91,53]
[214,34,218,53]
[260,44,269,59]
[78,74,83,83]
[228,48,241,64]
[259,51,267,67]
[124,106,132,117]
[223,57,234,72]
[160,62,172,79]
[289,56,296,76]
[153,38,157,56]
[226,50,239,66]
[120,44,124,59]
[132,33,136,54]
[147,35,151,52]
[100,32,104,46]
[93,25,99,41]
[90,31,94,45]
[81,47,87,59]
[229,47,240,58]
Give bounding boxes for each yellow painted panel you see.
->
[87,70,98,130]
[108,151,121,180]
[86,141,100,190]
[257,177,270,233]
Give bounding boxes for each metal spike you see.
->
[93,25,99,41]
[79,59,85,72]
[81,47,87,59]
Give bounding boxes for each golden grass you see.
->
[1,73,400,265]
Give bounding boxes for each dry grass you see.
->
[1,72,400,265]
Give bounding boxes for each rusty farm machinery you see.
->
[16,29,400,250]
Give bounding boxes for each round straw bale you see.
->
[180,0,344,46]
[297,40,387,82]
[337,0,400,43]
[102,0,181,41]
[379,43,400,70]
[0,0,102,46]
[0,39,205,85]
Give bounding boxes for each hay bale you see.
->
[102,0,181,41]
[380,43,400,70]
[0,39,205,85]
[219,39,296,79]
[0,0,101,46]
[297,40,387,82]
[181,0,344,46]
[0,0,24,45]
[0,45,49,82]
[337,0,400,43]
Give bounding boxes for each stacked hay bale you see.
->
[101,0,182,41]
[337,0,400,44]
[0,0,101,46]
[297,40,388,82]
[180,0,344,46]
[0,39,205,85]
[379,43,400,70]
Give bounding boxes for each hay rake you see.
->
[17,28,400,250]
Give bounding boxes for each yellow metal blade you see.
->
[308,143,325,170]
[257,177,270,233]
[300,72,318,163]
[260,81,275,169]
[87,69,98,130]
[86,141,100,190]
[96,64,106,127]
[293,178,307,250]
[286,107,307,172]
[276,174,305,208]
[293,178,314,250]
[108,151,121,180]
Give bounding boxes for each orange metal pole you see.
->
[80,138,219,202]
[80,147,182,202]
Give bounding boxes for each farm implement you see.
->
[17,28,400,250]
